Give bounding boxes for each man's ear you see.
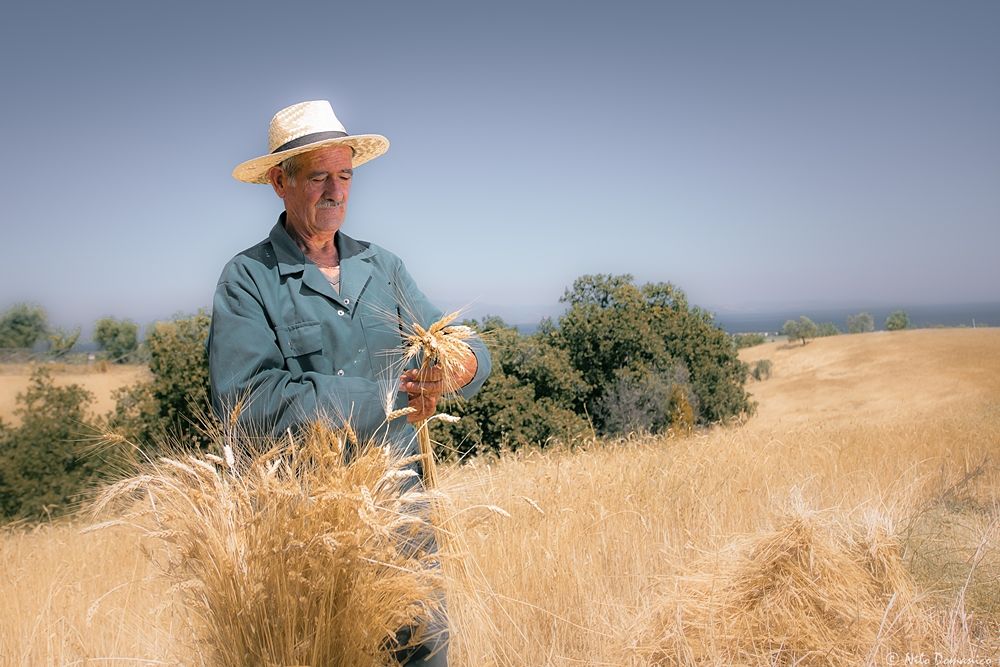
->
[267,166,286,198]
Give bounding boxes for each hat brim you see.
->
[232,133,389,184]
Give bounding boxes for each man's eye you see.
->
[311,176,326,183]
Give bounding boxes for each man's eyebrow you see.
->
[305,167,352,178]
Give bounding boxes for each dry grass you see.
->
[629,506,935,665]
[0,362,150,425]
[87,421,445,667]
[2,328,999,665]
[0,521,189,665]
[432,411,998,665]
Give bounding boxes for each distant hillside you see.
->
[739,327,1000,428]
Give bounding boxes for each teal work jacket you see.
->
[207,214,492,449]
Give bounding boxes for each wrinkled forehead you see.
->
[299,144,355,169]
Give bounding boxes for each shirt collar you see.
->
[269,212,374,276]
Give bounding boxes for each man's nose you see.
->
[324,178,346,201]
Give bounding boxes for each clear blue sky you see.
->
[1,0,998,332]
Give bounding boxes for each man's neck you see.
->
[285,219,340,267]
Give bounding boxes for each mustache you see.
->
[316,199,343,209]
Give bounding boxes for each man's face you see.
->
[270,144,354,239]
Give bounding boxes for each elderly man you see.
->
[208,100,491,665]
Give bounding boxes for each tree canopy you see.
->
[555,274,750,431]
[783,316,818,345]
[847,312,875,334]
[885,310,910,331]
[93,317,139,362]
[0,303,48,349]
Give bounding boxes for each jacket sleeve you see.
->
[208,267,389,439]
[392,257,492,400]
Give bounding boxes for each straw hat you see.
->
[232,100,389,184]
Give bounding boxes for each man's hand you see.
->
[401,366,444,423]
[447,347,478,393]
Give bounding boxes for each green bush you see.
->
[595,364,695,436]
[47,326,81,358]
[431,317,591,458]
[734,333,766,349]
[846,312,874,334]
[885,310,910,331]
[0,368,107,520]
[751,359,773,381]
[0,303,47,349]
[93,317,139,362]
[111,311,211,449]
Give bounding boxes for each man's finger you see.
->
[402,380,443,395]
[406,394,438,423]
[415,366,443,382]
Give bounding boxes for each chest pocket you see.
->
[275,321,329,376]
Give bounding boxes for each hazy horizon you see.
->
[10,295,1000,343]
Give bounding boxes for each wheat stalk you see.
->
[399,310,476,491]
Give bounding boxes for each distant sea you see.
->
[712,302,1000,335]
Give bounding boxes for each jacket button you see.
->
[337,369,345,376]
[344,298,350,304]
[337,309,345,316]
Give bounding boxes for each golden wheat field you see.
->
[2,328,998,666]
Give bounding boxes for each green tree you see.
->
[816,322,840,337]
[783,316,818,345]
[111,311,211,448]
[885,310,910,331]
[93,317,139,362]
[0,303,48,349]
[555,274,751,428]
[846,312,875,334]
[0,368,106,519]
[557,275,668,405]
[47,326,81,358]
[642,281,750,424]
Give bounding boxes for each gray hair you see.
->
[278,154,305,183]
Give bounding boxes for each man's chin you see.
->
[311,216,345,234]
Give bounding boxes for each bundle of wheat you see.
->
[399,310,475,490]
[401,311,476,394]
[89,421,444,667]
[629,507,934,665]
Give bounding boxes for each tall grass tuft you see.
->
[629,502,936,665]
[89,420,444,667]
